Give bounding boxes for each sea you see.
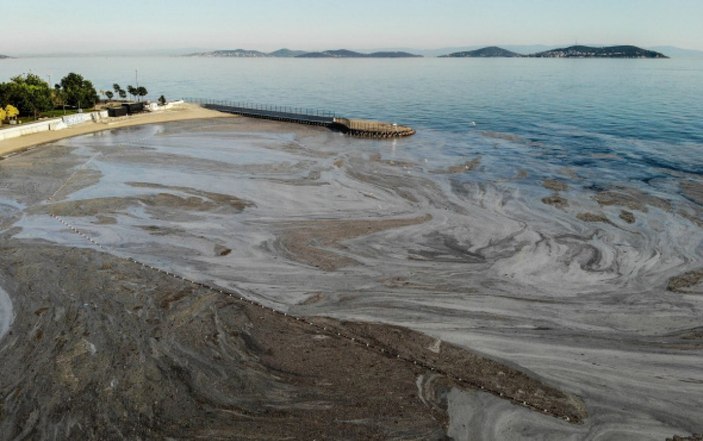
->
[2,56,702,190]
[1,57,703,440]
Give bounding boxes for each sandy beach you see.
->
[0,114,700,440]
[0,103,232,158]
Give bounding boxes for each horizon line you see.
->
[4,43,703,58]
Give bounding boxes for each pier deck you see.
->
[191,100,415,139]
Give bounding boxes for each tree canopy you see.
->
[58,72,99,109]
[113,83,126,100]
[0,74,53,117]
[0,71,152,120]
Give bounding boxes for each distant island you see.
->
[297,50,421,58]
[441,45,668,59]
[186,49,270,57]
[2,45,691,59]
[268,48,308,57]
[530,45,668,58]
[441,46,522,58]
[186,49,422,58]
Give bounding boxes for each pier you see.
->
[188,99,415,138]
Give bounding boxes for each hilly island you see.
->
[186,49,422,58]
[442,45,668,58]
[297,49,421,58]
[441,46,522,57]
[4,45,672,60]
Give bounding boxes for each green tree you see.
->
[0,74,53,118]
[105,90,114,100]
[127,85,137,101]
[59,72,99,109]
[0,107,5,125]
[158,95,166,106]
[0,82,6,105]
[113,83,127,101]
[136,86,148,101]
[52,84,65,109]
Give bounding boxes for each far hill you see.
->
[367,51,422,58]
[530,45,668,58]
[297,49,421,58]
[185,49,269,57]
[648,46,703,58]
[184,48,420,58]
[441,46,523,58]
[297,49,363,58]
[268,48,307,57]
[0,54,10,59]
[297,49,365,58]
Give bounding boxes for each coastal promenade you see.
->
[190,99,416,138]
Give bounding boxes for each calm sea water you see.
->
[2,56,702,191]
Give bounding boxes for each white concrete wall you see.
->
[0,119,62,142]
[62,113,89,126]
[0,110,108,142]
[146,100,184,112]
[62,110,106,126]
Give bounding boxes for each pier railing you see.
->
[185,98,415,138]
[186,98,335,124]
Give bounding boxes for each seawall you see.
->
[0,110,109,142]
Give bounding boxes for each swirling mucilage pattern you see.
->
[1,118,701,440]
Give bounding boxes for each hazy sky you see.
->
[3,0,703,54]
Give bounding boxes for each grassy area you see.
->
[40,109,86,118]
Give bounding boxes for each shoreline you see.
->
[0,112,700,439]
[0,116,590,438]
[0,103,233,158]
